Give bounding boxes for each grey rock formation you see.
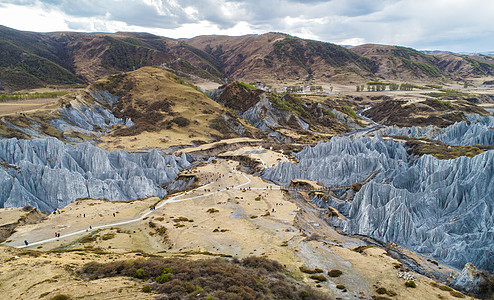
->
[0,137,190,213]
[52,90,133,142]
[373,114,494,146]
[263,136,494,273]
[2,89,133,143]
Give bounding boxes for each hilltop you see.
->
[2,25,494,91]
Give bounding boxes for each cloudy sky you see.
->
[1,0,493,52]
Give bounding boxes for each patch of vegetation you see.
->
[238,81,257,91]
[142,285,152,293]
[79,235,97,244]
[79,256,329,299]
[336,284,346,290]
[101,232,115,240]
[273,36,376,73]
[462,56,494,76]
[50,295,71,300]
[341,105,358,119]
[100,36,152,71]
[449,290,466,298]
[206,208,219,213]
[171,116,190,127]
[309,274,327,282]
[424,89,471,99]
[404,137,490,159]
[328,269,343,277]
[405,280,416,288]
[299,266,323,274]
[0,91,70,102]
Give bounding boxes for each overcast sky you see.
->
[1,0,493,53]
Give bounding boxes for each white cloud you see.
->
[0,0,493,52]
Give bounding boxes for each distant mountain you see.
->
[2,25,494,91]
[351,44,494,81]
[420,50,454,55]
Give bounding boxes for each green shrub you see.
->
[405,280,416,288]
[341,106,358,119]
[156,273,172,283]
[336,285,346,290]
[328,269,343,277]
[439,285,453,291]
[376,287,387,294]
[135,268,146,279]
[142,285,152,293]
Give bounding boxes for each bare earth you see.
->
[0,98,60,117]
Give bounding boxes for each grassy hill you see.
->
[351,44,494,82]
[2,25,494,91]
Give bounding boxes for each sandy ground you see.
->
[0,153,473,299]
[0,207,28,227]
[0,98,60,116]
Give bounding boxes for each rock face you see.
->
[263,136,494,273]
[453,263,494,297]
[0,138,190,213]
[373,114,494,146]
[52,90,134,142]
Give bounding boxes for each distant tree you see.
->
[361,85,365,91]
[356,85,360,92]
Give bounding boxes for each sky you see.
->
[1,0,493,53]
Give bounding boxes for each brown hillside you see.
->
[92,67,263,150]
[363,98,490,128]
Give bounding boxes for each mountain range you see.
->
[2,25,494,92]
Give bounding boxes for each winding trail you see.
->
[15,171,252,249]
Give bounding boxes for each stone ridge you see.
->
[263,135,494,272]
[0,137,190,212]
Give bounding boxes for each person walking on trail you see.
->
[24,240,28,246]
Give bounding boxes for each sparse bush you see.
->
[449,290,465,298]
[241,256,283,272]
[309,274,327,282]
[439,285,453,291]
[206,208,219,213]
[328,269,343,277]
[79,256,330,299]
[50,295,71,300]
[135,268,146,279]
[156,273,172,283]
[79,235,97,243]
[171,116,190,127]
[405,280,416,288]
[299,266,323,274]
[142,285,152,293]
[376,287,387,294]
[336,284,346,290]
[101,232,115,240]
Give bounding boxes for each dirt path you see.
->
[0,98,59,116]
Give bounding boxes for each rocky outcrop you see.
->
[263,136,408,187]
[373,114,494,146]
[263,136,494,273]
[0,138,190,212]
[453,263,494,298]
